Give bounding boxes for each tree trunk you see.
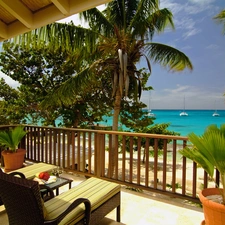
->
[109,88,121,177]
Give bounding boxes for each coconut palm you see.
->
[179,124,225,204]
[214,9,225,35]
[14,0,193,177]
[15,0,193,132]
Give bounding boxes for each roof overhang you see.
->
[0,0,111,42]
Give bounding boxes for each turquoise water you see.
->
[99,110,225,137]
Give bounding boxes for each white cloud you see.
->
[160,0,183,15]
[188,0,215,5]
[181,45,192,50]
[160,0,218,41]
[206,44,219,50]
[183,28,201,39]
[141,84,225,110]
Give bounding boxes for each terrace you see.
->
[0,171,204,225]
[0,125,216,224]
[0,1,215,224]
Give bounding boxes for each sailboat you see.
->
[148,109,156,118]
[212,101,220,117]
[180,96,188,116]
[147,92,156,118]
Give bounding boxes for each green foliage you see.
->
[0,78,26,125]
[166,182,182,190]
[125,186,143,193]
[214,9,225,35]
[134,123,180,150]
[12,0,192,132]
[0,42,110,127]
[179,124,225,203]
[0,126,27,152]
[119,117,180,155]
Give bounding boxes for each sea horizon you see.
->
[99,109,225,137]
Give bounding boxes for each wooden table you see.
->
[41,176,73,196]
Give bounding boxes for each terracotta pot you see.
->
[1,149,26,172]
[199,188,225,225]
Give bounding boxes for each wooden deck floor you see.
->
[0,172,204,225]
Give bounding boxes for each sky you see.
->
[0,0,224,110]
[143,0,225,110]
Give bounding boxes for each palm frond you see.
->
[143,54,152,74]
[130,7,174,40]
[14,22,100,53]
[40,67,92,108]
[179,124,225,179]
[145,42,193,71]
[106,0,129,30]
[213,9,225,35]
[80,7,114,36]
[0,126,27,152]
[179,147,214,177]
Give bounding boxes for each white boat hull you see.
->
[180,112,188,116]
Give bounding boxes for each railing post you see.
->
[95,132,104,177]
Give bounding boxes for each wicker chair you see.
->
[0,168,26,206]
[0,170,91,225]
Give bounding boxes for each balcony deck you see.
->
[0,171,204,225]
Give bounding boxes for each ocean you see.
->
[99,109,225,137]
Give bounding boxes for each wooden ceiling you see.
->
[0,0,111,42]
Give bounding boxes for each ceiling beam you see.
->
[0,20,7,38]
[51,0,70,15]
[0,0,33,28]
[0,0,112,41]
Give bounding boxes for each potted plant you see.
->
[0,126,27,172]
[179,124,225,225]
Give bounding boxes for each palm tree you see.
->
[214,9,225,35]
[179,124,225,204]
[14,0,193,177]
[15,0,193,132]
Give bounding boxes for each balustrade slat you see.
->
[172,140,177,193]
[100,134,105,177]
[145,138,150,187]
[153,139,158,189]
[122,136,126,182]
[66,131,70,168]
[137,137,141,185]
[87,132,92,174]
[182,140,187,195]
[162,139,167,191]
[129,137,133,183]
[44,128,48,163]
[114,135,119,179]
[192,162,197,198]
[71,131,76,170]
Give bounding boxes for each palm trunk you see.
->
[108,88,121,177]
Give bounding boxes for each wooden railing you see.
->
[1,125,219,203]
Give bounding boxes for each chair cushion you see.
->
[44,177,121,225]
[41,198,48,219]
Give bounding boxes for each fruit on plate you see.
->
[36,172,50,181]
